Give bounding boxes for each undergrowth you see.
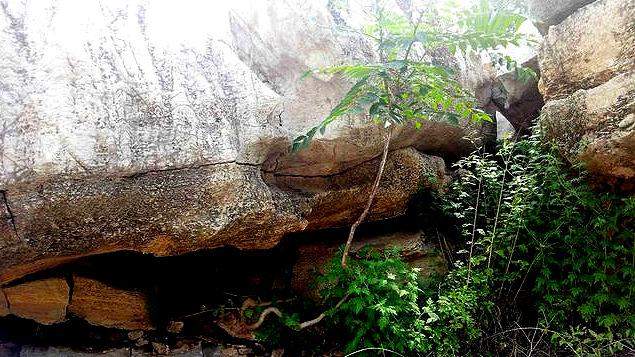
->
[248,129,634,356]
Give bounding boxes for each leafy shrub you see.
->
[318,248,426,353]
[445,129,635,354]
[317,248,493,355]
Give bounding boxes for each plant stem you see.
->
[467,147,485,285]
[341,127,393,269]
[246,307,282,330]
[247,295,349,330]
[488,148,511,268]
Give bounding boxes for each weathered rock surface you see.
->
[0,148,446,284]
[0,287,8,316]
[492,58,544,134]
[527,0,595,27]
[68,276,154,331]
[0,0,490,286]
[19,346,130,357]
[10,343,204,356]
[291,229,447,296]
[538,0,635,185]
[541,71,635,182]
[538,0,635,101]
[3,277,69,324]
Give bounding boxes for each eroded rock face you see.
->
[527,0,595,27]
[0,148,446,284]
[291,229,447,297]
[541,72,635,182]
[538,0,635,185]
[3,277,69,325]
[538,0,635,101]
[0,0,491,285]
[69,276,154,331]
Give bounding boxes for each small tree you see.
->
[293,0,534,268]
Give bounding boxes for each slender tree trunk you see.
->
[341,127,393,269]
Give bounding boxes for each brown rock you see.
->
[0,149,448,286]
[538,0,635,100]
[151,342,170,355]
[291,230,447,296]
[4,277,69,324]
[127,330,145,341]
[69,276,154,330]
[0,288,8,316]
[216,310,255,341]
[540,71,635,183]
[167,320,184,334]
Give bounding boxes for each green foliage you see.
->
[317,248,493,355]
[445,129,635,354]
[252,129,632,355]
[318,247,426,353]
[292,0,533,152]
[418,264,493,355]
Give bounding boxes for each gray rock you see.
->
[538,0,635,100]
[491,57,544,134]
[540,71,635,183]
[19,346,129,357]
[528,0,596,27]
[0,0,494,284]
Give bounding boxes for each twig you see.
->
[345,347,406,357]
[246,307,283,330]
[298,294,348,329]
[467,147,485,285]
[247,295,349,331]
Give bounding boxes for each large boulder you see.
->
[537,0,635,185]
[527,0,595,27]
[541,71,635,183]
[0,0,492,285]
[0,147,447,284]
[538,0,635,101]
[2,277,69,325]
[491,57,544,135]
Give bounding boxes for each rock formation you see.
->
[528,0,596,30]
[491,57,544,135]
[2,278,69,325]
[536,0,635,187]
[4,0,629,344]
[0,0,493,288]
[0,0,505,334]
[69,276,154,331]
